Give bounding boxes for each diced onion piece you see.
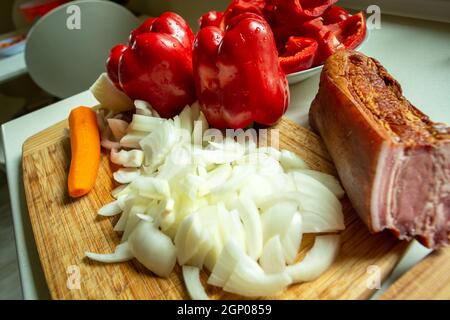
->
[111,149,144,168]
[113,168,141,184]
[208,240,246,287]
[235,197,263,260]
[131,177,170,200]
[120,131,148,149]
[211,164,256,194]
[182,266,209,300]
[261,202,297,243]
[139,121,179,173]
[128,114,164,132]
[260,192,344,234]
[89,73,133,112]
[279,150,309,171]
[260,235,286,274]
[128,220,176,278]
[297,169,345,198]
[134,100,160,117]
[281,212,303,264]
[199,163,232,196]
[286,235,340,283]
[111,184,131,199]
[107,118,128,140]
[122,203,147,241]
[85,242,133,263]
[98,199,122,216]
[223,258,292,297]
[175,213,206,265]
[192,112,209,145]
[178,105,193,134]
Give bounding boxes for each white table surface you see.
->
[2,14,449,299]
[0,52,26,84]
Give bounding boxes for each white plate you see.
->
[287,27,370,85]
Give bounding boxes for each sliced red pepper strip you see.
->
[302,12,366,65]
[322,5,350,24]
[266,0,337,27]
[279,37,318,74]
[340,12,367,49]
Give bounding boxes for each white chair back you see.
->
[25,0,139,98]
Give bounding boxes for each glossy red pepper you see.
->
[106,13,196,119]
[193,13,289,129]
[303,12,366,64]
[199,11,224,29]
[222,0,266,26]
[279,37,318,74]
[106,44,127,89]
[322,5,349,24]
[265,0,337,27]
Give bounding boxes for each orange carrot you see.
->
[68,106,100,198]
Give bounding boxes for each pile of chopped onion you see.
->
[86,79,345,299]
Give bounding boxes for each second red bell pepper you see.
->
[193,13,289,129]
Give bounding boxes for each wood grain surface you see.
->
[380,247,450,300]
[22,117,408,300]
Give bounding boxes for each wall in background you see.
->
[0,0,15,33]
[339,0,450,24]
[127,0,229,30]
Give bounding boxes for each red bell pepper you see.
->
[193,13,289,129]
[303,12,366,65]
[265,0,337,27]
[222,0,267,26]
[106,13,196,119]
[199,11,224,29]
[322,5,349,24]
[106,44,127,89]
[279,37,318,74]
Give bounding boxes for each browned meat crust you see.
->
[309,50,450,249]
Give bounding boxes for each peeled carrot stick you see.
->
[68,106,100,198]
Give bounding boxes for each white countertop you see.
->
[2,14,448,299]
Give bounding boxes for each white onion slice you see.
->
[98,200,122,216]
[113,168,141,184]
[129,114,164,132]
[134,100,160,117]
[86,242,133,263]
[182,266,209,300]
[107,118,128,140]
[111,149,144,168]
[260,235,286,274]
[298,169,345,198]
[279,150,309,171]
[286,235,340,283]
[281,212,303,264]
[128,220,176,278]
[89,73,133,112]
[223,258,292,297]
[120,131,148,149]
[261,202,297,242]
[208,240,246,287]
[235,197,263,260]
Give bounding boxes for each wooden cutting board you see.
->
[380,247,450,300]
[22,117,408,300]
